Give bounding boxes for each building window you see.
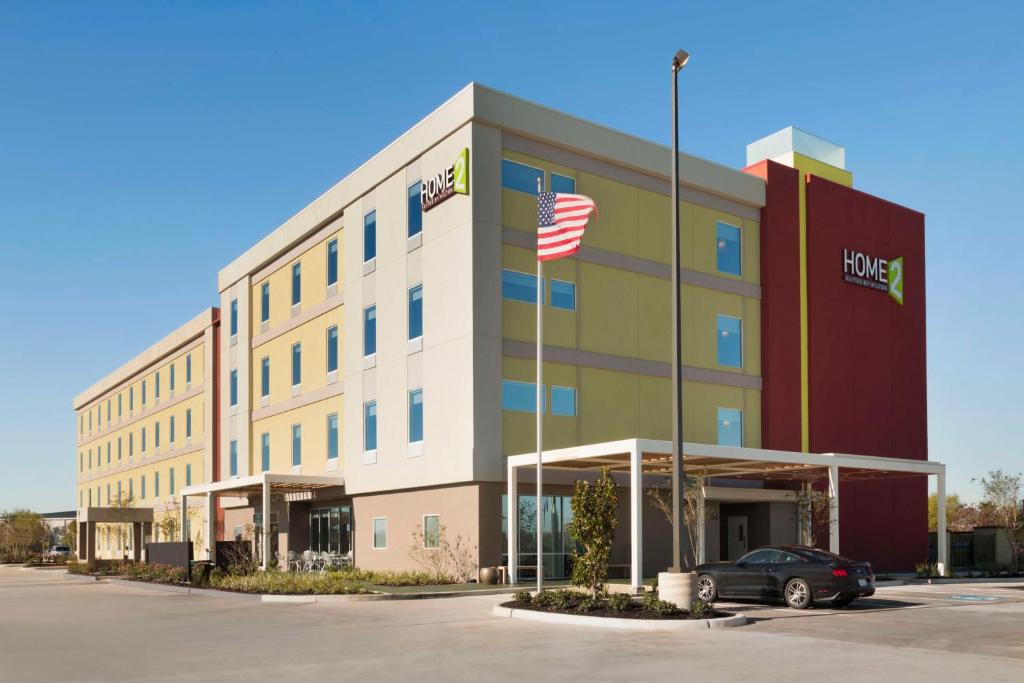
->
[155,371,161,399]
[106,399,111,424]
[363,306,376,357]
[88,449,92,468]
[106,441,110,463]
[501,159,543,195]
[716,222,742,276]
[169,467,175,495]
[106,484,110,505]
[373,517,387,549]
[550,173,576,194]
[502,380,543,413]
[230,298,238,337]
[230,369,238,407]
[318,241,336,293]
[117,437,122,460]
[141,475,146,500]
[327,413,339,460]
[261,282,270,323]
[408,285,423,341]
[154,472,160,498]
[185,409,192,439]
[551,386,577,417]
[169,416,176,445]
[79,415,83,435]
[363,210,377,262]
[327,326,338,374]
[261,432,270,472]
[291,262,302,306]
[229,440,238,477]
[128,479,133,500]
[261,357,270,398]
[186,354,192,385]
[291,343,302,387]
[364,401,377,452]
[129,433,134,457]
[716,315,743,368]
[423,514,440,549]
[291,424,302,467]
[501,269,543,304]
[717,408,743,447]
[550,280,576,311]
[142,427,147,453]
[186,463,192,487]
[408,182,422,238]
[409,389,423,443]
[170,365,175,392]
[79,453,83,472]
[142,380,147,405]
[118,394,122,417]
[155,422,161,449]
[129,387,134,412]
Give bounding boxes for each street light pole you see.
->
[670,48,689,573]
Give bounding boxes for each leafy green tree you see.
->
[974,471,1024,571]
[567,468,618,598]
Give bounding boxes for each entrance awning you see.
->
[180,472,346,569]
[506,439,949,590]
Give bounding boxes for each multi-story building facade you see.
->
[73,308,219,559]
[77,83,935,574]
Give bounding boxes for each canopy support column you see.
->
[696,476,706,565]
[261,477,271,571]
[629,444,643,591]
[206,493,216,561]
[507,459,518,585]
[180,495,188,542]
[828,465,840,555]
[936,471,948,576]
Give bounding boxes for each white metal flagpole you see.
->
[536,176,544,594]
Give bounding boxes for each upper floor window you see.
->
[169,365,175,392]
[129,387,134,412]
[501,159,543,195]
[142,380,147,406]
[261,432,270,472]
[502,380,543,413]
[363,210,377,262]
[118,394,122,417]
[364,401,378,452]
[79,415,83,435]
[154,422,161,449]
[408,285,423,341]
[327,326,338,374]
[141,427,147,452]
[154,472,161,498]
[117,437,122,460]
[185,354,192,385]
[106,399,111,424]
[291,424,302,466]
[716,222,742,276]
[363,306,377,357]
[129,433,134,457]
[551,386,577,416]
[550,280,576,311]
[291,262,302,306]
[155,371,160,399]
[327,413,339,460]
[79,452,83,472]
[186,463,192,487]
[501,269,543,304]
[169,416,176,444]
[230,298,238,337]
[229,440,238,477]
[717,407,743,447]
[408,182,423,238]
[261,282,270,323]
[185,409,192,438]
[229,369,238,407]
[106,441,111,463]
[261,357,270,398]
[716,315,743,368]
[550,173,576,194]
[291,343,302,387]
[169,467,175,495]
[408,389,423,444]
[327,238,339,287]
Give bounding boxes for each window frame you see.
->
[291,262,302,307]
[229,440,238,478]
[291,423,302,467]
[260,281,270,324]
[550,385,577,417]
[326,325,338,374]
[422,514,441,549]
[716,407,744,447]
[372,517,388,550]
[291,342,302,390]
[326,413,339,461]
[408,284,423,342]
[501,268,544,305]
[363,401,378,453]
[363,306,377,359]
[550,172,576,194]
[326,238,339,287]
[715,221,743,277]
[550,279,576,311]
[715,314,744,369]
[363,210,377,263]
[261,432,271,472]
[501,379,544,413]
[501,158,545,196]
[408,388,424,446]
[407,181,423,238]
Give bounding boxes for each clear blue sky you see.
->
[1,1,1020,511]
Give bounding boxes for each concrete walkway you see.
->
[2,567,1022,682]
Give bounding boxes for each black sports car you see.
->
[696,545,875,609]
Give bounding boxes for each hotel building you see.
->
[76,83,941,577]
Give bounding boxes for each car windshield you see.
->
[795,548,849,563]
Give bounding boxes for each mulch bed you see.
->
[500,601,730,620]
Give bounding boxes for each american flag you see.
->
[537,191,598,261]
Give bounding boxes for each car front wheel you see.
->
[784,578,813,609]
[697,574,717,602]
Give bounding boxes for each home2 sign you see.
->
[421,148,469,212]
[842,249,904,305]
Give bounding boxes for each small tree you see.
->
[974,470,1024,572]
[111,494,136,561]
[647,474,714,565]
[407,524,478,583]
[568,468,618,597]
[795,485,835,547]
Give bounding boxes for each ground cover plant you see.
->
[504,588,723,621]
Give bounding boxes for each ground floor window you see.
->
[501,494,580,579]
[309,506,351,555]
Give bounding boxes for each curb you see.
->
[62,573,105,583]
[491,605,747,631]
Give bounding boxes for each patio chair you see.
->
[287,551,300,572]
[302,549,314,572]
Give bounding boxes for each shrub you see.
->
[649,598,682,616]
[568,469,618,598]
[532,590,556,608]
[512,590,533,607]
[608,592,633,612]
[576,595,601,613]
[690,598,714,618]
[327,566,452,586]
[67,562,91,575]
[207,570,372,595]
[641,590,661,611]
[915,561,938,578]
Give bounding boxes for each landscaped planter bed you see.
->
[498,600,731,620]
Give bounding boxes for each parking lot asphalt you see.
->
[1,567,1022,682]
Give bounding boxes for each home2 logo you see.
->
[842,249,904,306]
[420,148,469,212]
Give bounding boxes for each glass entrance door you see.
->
[310,506,351,554]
